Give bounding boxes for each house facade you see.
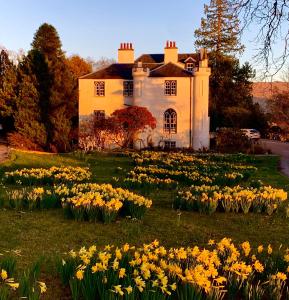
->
[79,41,211,150]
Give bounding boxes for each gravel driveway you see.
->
[261,139,289,177]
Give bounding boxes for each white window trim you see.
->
[123,80,134,97]
[164,80,177,96]
[94,81,105,97]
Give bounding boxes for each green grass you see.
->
[0,151,289,299]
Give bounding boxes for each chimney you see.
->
[118,42,134,63]
[164,40,178,64]
[199,48,208,68]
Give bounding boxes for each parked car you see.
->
[241,128,261,140]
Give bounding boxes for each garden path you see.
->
[261,139,289,177]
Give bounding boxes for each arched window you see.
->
[164,109,177,133]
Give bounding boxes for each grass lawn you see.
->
[0,150,289,299]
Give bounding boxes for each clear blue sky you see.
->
[0,0,284,78]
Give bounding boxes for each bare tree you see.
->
[86,56,116,72]
[233,0,289,76]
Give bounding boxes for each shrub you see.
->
[215,128,251,153]
[7,132,43,151]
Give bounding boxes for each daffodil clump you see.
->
[58,238,289,300]
[123,171,178,189]
[175,185,287,215]
[0,256,46,300]
[125,152,257,189]
[2,183,152,222]
[4,166,91,185]
[5,187,59,210]
[132,151,256,171]
[57,183,152,222]
[0,268,19,297]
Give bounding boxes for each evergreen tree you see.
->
[29,23,78,152]
[194,0,267,131]
[7,53,47,149]
[195,0,244,56]
[0,50,17,131]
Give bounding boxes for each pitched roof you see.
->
[135,54,164,64]
[80,53,198,79]
[80,64,134,80]
[149,63,193,77]
[135,53,198,64]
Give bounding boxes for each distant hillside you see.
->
[253,82,289,111]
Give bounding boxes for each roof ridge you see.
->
[79,63,115,79]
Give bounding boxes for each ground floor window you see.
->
[164,141,176,149]
[94,110,105,121]
[164,108,177,133]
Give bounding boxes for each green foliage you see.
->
[29,23,77,152]
[195,2,267,131]
[194,0,244,56]
[13,68,47,149]
[209,57,267,130]
[215,128,251,153]
[0,50,17,132]
[2,23,78,152]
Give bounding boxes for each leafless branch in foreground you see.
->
[233,0,289,77]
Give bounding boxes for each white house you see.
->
[79,41,211,150]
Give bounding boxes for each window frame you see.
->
[123,80,134,97]
[164,141,176,149]
[164,108,177,134]
[94,81,105,97]
[164,80,177,96]
[94,110,105,121]
[186,62,195,72]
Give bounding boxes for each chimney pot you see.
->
[164,41,178,64]
[118,42,135,63]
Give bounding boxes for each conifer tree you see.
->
[194,0,267,131]
[0,50,17,129]
[30,23,77,152]
[10,54,47,150]
[195,0,244,56]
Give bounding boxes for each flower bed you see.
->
[123,152,257,188]
[5,187,60,210]
[4,166,91,185]
[3,184,153,223]
[60,183,152,223]
[58,238,289,300]
[175,185,287,215]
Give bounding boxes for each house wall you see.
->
[79,79,132,118]
[79,63,211,150]
[135,76,193,148]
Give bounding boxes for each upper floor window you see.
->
[186,63,195,72]
[165,80,177,96]
[164,108,177,133]
[123,80,134,97]
[94,110,105,121]
[94,81,105,96]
